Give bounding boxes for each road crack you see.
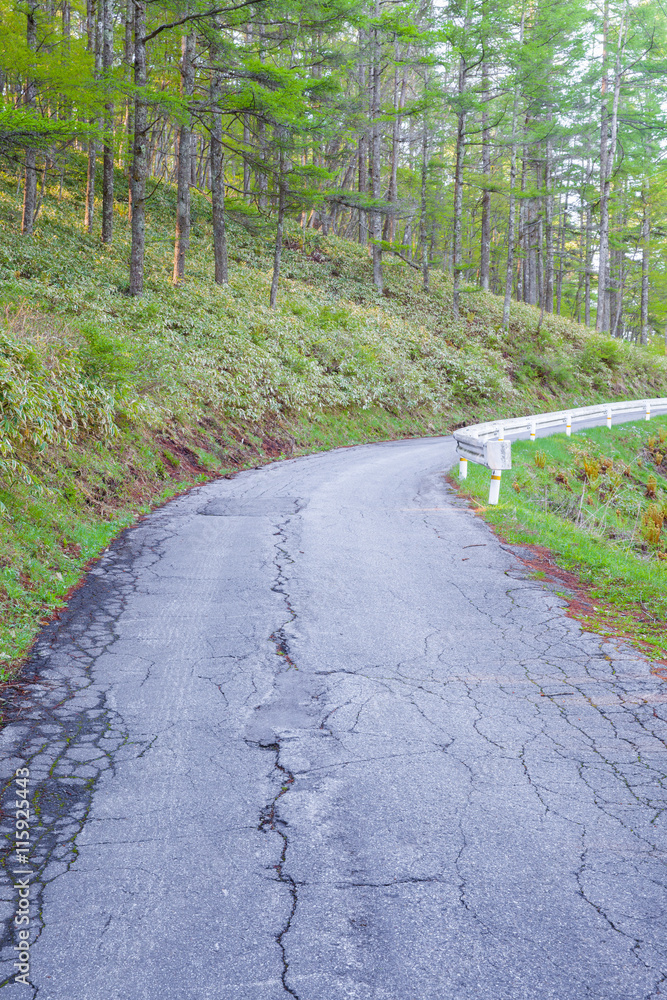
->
[257,740,299,999]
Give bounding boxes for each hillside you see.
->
[1,159,667,677]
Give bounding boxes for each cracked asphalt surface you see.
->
[1,436,666,999]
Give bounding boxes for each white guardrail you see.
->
[453,397,667,505]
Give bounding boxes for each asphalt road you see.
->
[1,436,666,999]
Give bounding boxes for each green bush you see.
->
[0,329,116,492]
[580,336,625,375]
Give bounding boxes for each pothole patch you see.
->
[198,497,305,517]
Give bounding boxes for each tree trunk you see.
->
[640,179,650,346]
[384,42,409,244]
[270,130,286,308]
[243,119,251,199]
[544,136,554,313]
[85,0,101,234]
[61,1,71,123]
[242,21,252,200]
[21,2,38,236]
[404,221,412,261]
[610,246,624,337]
[452,103,465,317]
[173,32,196,283]
[190,133,197,187]
[557,190,568,316]
[257,122,269,210]
[584,203,592,326]
[62,2,70,42]
[452,38,468,318]
[518,143,527,302]
[419,94,429,293]
[480,59,491,292]
[358,28,368,246]
[597,0,627,332]
[522,160,539,306]
[129,0,147,296]
[502,136,519,330]
[22,149,38,236]
[124,0,134,184]
[502,8,524,328]
[101,0,114,243]
[536,178,543,308]
[369,6,383,293]
[384,42,399,243]
[597,169,609,328]
[210,38,228,285]
[33,156,49,223]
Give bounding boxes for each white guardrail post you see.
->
[453,396,667,505]
[488,470,502,504]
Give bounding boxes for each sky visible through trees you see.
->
[2,0,667,337]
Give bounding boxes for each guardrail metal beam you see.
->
[453,396,667,505]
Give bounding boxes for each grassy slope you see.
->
[454,419,667,662]
[1,156,667,677]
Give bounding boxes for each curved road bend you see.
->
[0,437,666,1000]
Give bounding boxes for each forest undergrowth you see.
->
[2,158,667,682]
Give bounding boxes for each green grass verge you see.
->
[453,418,667,662]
